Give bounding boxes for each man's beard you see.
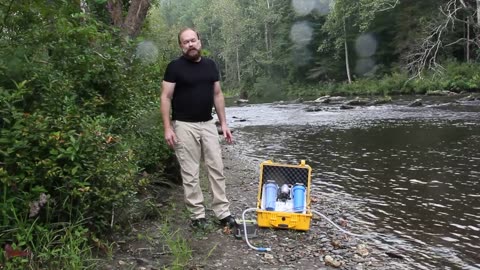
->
[183,48,201,61]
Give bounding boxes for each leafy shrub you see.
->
[0,3,173,269]
[284,62,480,99]
[252,76,288,100]
[126,108,172,174]
[1,86,138,231]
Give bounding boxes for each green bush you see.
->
[0,3,173,269]
[0,86,138,230]
[440,61,480,91]
[126,108,172,174]
[283,62,480,99]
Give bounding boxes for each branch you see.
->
[404,0,467,78]
[377,0,400,12]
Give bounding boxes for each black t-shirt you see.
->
[163,56,220,122]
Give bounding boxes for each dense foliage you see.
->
[152,0,480,98]
[0,1,170,268]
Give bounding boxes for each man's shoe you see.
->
[219,215,236,228]
[191,218,207,229]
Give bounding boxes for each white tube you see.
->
[242,208,271,252]
[311,209,371,238]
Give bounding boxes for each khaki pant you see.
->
[173,119,231,220]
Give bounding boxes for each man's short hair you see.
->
[177,27,200,44]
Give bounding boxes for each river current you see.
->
[225,96,480,269]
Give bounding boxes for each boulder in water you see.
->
[425,90,457,96]
[344,97,369,106]
[235,99,249,104]
[408,98,423,107]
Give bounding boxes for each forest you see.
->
[1,0,479,268]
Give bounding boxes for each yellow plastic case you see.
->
[256,160,312,231]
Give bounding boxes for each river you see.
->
[225,96,480,269]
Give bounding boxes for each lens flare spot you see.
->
[290,21,313,48]
[315,0,333,15]
[292,0,316,16]
[355,58,376,75]
[355,33,378,58]
[135,41,159,64]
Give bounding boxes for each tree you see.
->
[107,0,151,38]
[316,0,400,82]
[400,0,480,77]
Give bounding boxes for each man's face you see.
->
[179,29,202,61]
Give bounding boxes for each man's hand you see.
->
[221,125,233,144]
[164,128,177,148]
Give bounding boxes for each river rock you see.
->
[305,106,324,112]
[352,253,365,262]
[356,244,369,257]
[331,239,343,249]
[340,104,355,110]
[368,97,392,105]
[344,97,369,106]
[235,99,249,104]
[426,90,457,96]
[385,251,405,259]
[324,255,343,267]
[332,249,347,255]
[330,96,347,102]
[314,95,332,103]
[408,98,422,107]
[458,95,477,102]
[264,253,274,260]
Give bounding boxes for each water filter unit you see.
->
[256,160,312,231]
[264,180,278,211]
[292,183,306,213]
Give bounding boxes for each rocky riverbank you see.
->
[195,146,403,270]
[105,142,406,270]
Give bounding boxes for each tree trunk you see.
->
[107,0,123,28]
[107,0,151,38]
[123,0,151,38]
[266,0,270,53]
[224,57,228,83]
[477,0,480,40]
[343,18,352,84]
[477,0,480,27]
[466,19,470,62]
[265,23,269,52]
[236,47,241,83]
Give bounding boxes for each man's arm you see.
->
[213,81,233,144]
[160,81,177,148]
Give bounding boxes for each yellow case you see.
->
[256,160,313,231]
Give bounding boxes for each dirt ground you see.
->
[103,145,401,270]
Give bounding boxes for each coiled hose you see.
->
[242,208,271,251]
[241,208,370,252]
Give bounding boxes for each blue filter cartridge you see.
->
[292,183,306,213]
[264,180,278,211]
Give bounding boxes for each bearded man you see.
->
[160,28,236,229]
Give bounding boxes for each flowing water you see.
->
[226,97,480,269]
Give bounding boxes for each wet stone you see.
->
[352,254,365,262]
[320,237,330,243]
[332,249,347,255]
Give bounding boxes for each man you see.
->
[160,28,236,229]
